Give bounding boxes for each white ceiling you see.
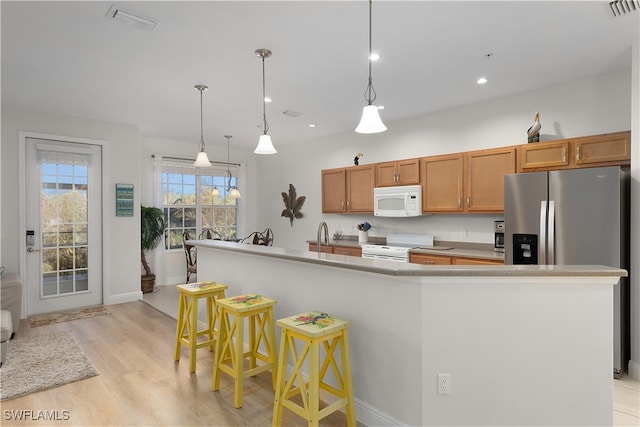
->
[2,1,638,153]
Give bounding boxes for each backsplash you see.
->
[319,214,503,245]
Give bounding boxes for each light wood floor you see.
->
[2,293,639,426]
[1,301,359,426]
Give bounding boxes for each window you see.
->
[162,161,239,250]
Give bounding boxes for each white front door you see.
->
[25,138,103,315]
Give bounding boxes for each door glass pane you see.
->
[40,162,90,298]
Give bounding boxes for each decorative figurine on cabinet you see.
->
[527,112,541,143]
[354,152,363,165]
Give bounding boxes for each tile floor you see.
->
[144,284,640,426]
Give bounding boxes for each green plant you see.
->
[141,205,166,277]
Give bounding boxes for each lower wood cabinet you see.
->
[308,243,333,253]
[332,245,362,257]
[409,253,452,265]
[452,257,504,265]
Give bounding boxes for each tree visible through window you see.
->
[162,166,238,250]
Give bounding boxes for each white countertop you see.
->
[193,240,626,278]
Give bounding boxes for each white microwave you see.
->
[373,185,422,217]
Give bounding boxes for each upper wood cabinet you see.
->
[574,131,630,167]
[518,131,630,172]
[518,140,570,171]
[321,165,375,214]
[421,147,515,214]
[376,159,420,187]
[421,154,464,213]
[321,168,347,213]
[465,147,516,213]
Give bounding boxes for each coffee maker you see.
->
[494,220,505,253]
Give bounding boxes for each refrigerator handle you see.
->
[548,200,555,265]
[540,201,547,264]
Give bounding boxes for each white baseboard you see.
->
[629,360,640,380]
[283,366,407,427]
[354,398,408,427]
[105,290,142,305]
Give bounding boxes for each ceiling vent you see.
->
[106,5,158,31]
[282,110,303,118]
[609,0,639,17]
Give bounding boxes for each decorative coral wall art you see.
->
[281,183,306,226]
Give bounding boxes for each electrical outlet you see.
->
[438,373,451,395]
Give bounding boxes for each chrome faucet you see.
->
[317,221,329,253]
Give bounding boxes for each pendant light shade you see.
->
[254,134,276,155]
[355,0,386,134]
[356,105,387,134]
[229,187,241,199]
[254,49,277,154]
[224,135,241,199]
[193,85,212,167]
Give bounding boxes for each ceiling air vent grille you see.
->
[106,5,158,32]
[609,0,639,17]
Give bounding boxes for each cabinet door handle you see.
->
[576,146,581,161]
[563,147,567,163]
[346,200,350,210]
[341,201,345,210]
[467,197,471,208]
[458,198,461,209]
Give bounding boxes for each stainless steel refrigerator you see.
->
[504,166,630,377]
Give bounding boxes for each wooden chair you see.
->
[183,231,197,283]
[199,229,222,240]
[240,228,273,246]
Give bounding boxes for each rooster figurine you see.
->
[527,112,541,143]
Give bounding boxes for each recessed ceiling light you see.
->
[477,77,488,85]
[308,124,316,128]
[369,53,380,61]
[377,105,385,110]
[106,5,158,32]
[264,97,272,103]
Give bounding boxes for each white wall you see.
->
[1,106,141,307]
[252,69,639,380]
[256,70,632,252]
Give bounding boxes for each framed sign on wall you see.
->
[115,183,134,217]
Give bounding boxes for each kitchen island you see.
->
[193,240,626,427]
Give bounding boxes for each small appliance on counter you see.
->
[493,220,504,253]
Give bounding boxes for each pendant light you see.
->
[355,0,387,134]
[224,135,241,198]
[254,49,277,154]
[193,85,212,167]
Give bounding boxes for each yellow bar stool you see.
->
[272,311,356,427]
[212,293,278,408]
[174,281,228,373]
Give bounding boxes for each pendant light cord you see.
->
[261,56,270,135]
[199,88,205,150]
[225,135,232,190]
[364,0,377,105]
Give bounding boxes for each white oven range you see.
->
[361,233,438,263]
